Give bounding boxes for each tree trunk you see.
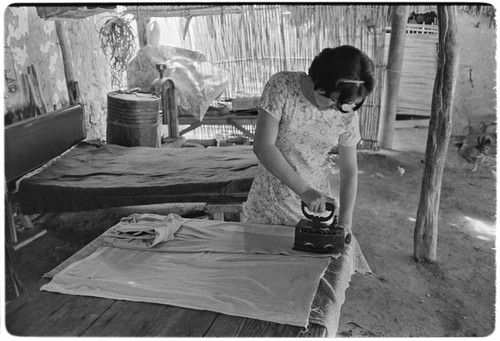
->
[414,6,459,262]
[379,6,408,149]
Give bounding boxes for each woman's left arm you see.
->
[337,144,358,232]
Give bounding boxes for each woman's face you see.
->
[313,89,339,109]
[314,89,363,112]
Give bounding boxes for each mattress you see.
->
[18,140,257,214]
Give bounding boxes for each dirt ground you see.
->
[336,128,496,337]
[4,126,497,337]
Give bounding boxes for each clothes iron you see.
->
[293,200,345,254]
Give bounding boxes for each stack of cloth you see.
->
[41,214,371,336]
[103,213,184,248]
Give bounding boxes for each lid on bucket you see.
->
[108,90,159,102]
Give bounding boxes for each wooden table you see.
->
[179,112,257,138]
[6,221,328,337]
[6,281,326,337]
[179,113,258,126]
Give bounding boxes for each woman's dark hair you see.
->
[308,45,375,112]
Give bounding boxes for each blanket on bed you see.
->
[18,141,257,213]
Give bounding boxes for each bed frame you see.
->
[5,105,86,248]
[5,104,255,248]
[5,105,86,188]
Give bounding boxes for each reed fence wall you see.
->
[384,24,439,119]
[172,5,390,149]
[130,5,391,149]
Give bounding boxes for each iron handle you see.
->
[301,200,336,222]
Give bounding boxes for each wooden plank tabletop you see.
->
[6,281,326,337]
[5,218,335,337]
[178,113,257,126]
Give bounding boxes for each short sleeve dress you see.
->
[241,71,361,226]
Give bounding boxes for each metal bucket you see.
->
[106,91,161,147]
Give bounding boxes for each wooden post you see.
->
[24,73,42,116]
[5,242,25,297]
[55,21,80,105]
[137,16,151,47]
[379,6,408,149]
[5,181,18,244]
[29,65,49,114]
[414,6,459,262]
[161,79,179,138]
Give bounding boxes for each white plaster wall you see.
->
[453,12,497,134]
[4,7,66,112]
[4,6,113,139]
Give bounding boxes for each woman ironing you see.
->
[241,45,375,235]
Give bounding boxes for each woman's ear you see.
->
[315,88,327,96]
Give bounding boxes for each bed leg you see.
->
[5,190,18,244]
[211,211,225,221]
[205,203,243,222]
[5,242,27,297]
[4,188,47,250]
[19,215,35,230]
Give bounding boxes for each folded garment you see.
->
[105,213,184,248]
[103,217,339,258]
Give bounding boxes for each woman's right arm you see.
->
[253,109,327,212]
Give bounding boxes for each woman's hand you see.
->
[337,222,352,244]
[299,187,327,213]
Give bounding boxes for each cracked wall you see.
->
[4,6,113,139]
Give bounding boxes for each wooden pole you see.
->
[379,6,408,149]
[55,21,80,105]
[161,79,179,138]
[414,6,459,262]
[137,16,151,47]
[28,65,48,114]
[24,73,42,116]
[5,181,18,244]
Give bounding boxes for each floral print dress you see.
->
[241,71,361,226]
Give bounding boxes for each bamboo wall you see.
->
[132,5,390,149]
[177,5,390,149]
[384,24,439,118]
[129,4,496,147]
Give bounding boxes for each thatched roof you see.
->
[124,5,267,18]
[124,4,495,20]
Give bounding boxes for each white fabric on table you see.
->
[41,246,330,327]
[42,215,331,327]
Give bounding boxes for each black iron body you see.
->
[293,201,345,254]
